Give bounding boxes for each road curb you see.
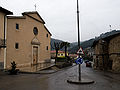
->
[67,79,94,84]
[19,65,77,74]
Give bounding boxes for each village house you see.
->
[92,32,120,72]
[0,7,13,69]
[85,47,94,57]
[51,50,69,58]
[0,7,52,72]
[69,54,78,59]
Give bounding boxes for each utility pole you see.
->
[77,0,81,81]
[67,0,94,84]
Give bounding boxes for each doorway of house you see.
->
[32,46,38,71]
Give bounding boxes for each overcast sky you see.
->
[1,0,120,42]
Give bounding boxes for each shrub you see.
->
[9,61,19,75]
[56,57,67,62]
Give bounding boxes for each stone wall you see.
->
[109,35,120,72]
[93,39,109,70]
[93,34,120,72]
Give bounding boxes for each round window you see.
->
[33,27,38,36]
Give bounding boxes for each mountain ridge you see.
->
[51,30,120,54]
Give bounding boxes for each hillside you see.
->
[51,38,64,50]
[51,30,120,54]
[68,39,95,54]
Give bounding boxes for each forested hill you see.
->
[51,38,64,50]
[51,30,120,53]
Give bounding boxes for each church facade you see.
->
[0,7,52,72]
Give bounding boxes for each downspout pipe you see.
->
[3,15,6,48]
[3,14,7,69]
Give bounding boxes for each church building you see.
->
[0,7,52,72]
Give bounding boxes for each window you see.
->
[33,27,38,36]
[61,54,63,56]
[16,23,19,30]
[46,34,48,37]
[15,43,19,49]
[46,46,48,50]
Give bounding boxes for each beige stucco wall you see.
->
[0,12,5,63]
[7,13,51,71]
[27,13,44,23]
[0,12,5,39]
[0,48,4,63]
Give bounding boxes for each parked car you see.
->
[86,61,92,67]
[84,60,89,63]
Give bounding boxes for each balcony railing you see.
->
[0,38,6,48]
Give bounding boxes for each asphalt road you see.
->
[0,63,120,90]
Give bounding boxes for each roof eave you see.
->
[22,11,45,24]
[44,26,52,36]
[0,7,13,15]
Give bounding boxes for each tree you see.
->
[51,42,63,64]
[61,42,70,57]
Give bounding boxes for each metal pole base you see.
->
[67,78,94,84]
